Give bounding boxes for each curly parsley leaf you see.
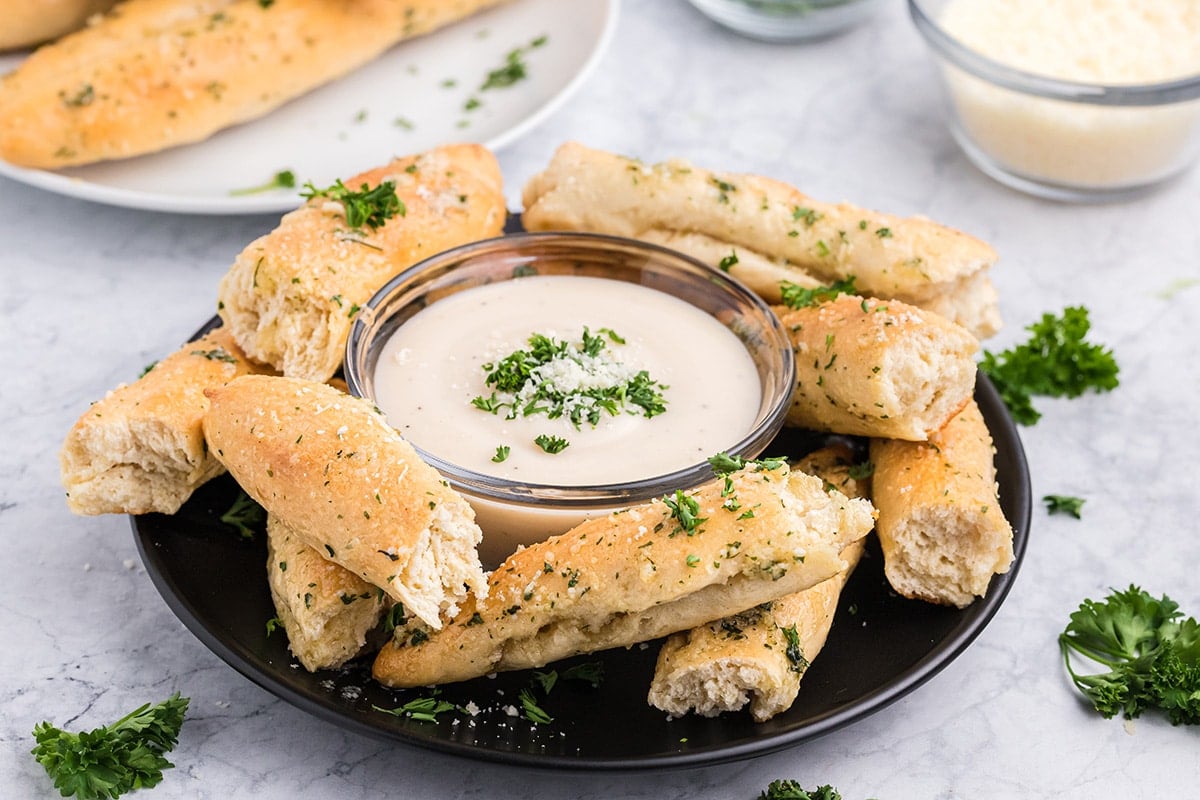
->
[758,780,843,800]
[979,306,1119,425]
[31,693,189,800]
[1059,585,1200,724]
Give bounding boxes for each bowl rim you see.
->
[343,230,796,508]
[908,0,1200,106]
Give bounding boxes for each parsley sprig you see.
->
[980,306,1119,425]
[31,693,189,800]
[301,179,405,231]
[1060,585,1200,725]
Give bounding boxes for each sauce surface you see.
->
[373,275,761,485]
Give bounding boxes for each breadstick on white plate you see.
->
[59,325,270,516]
[202,374,487,629]
[869,398,1014,608]
[0,0,507,167]
[216,143,506,382]
[372,461,875,688]
[648,445,869,721]
[776,294,979,441]
[521,141,1001,338]
[0,0,118,51]
[265,514,389,672]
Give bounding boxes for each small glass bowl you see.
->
[344,232,795,566]
[687,0,883,42]
[909,0,1200,202]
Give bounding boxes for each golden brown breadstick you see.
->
[869,398,1014,607]
[265,514,389,672]
[776,294,978,440]
[0,0,506,167]
[216,143,506,381]
[59,325,269,515]
[372,461,875,688]
[202,374,487,628]
[0,0,118,51]
[520,141,1001,338]
[647,445,869,721]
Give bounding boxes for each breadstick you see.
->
[59,325,269,515]
[521,141,1001,339]
[776,294,978,440]
[647,445,869,721]
[0,0,118,51]
[372,461,875,688]
[0,0,506,167]
[869,398,1014,607]
[202,374,487,628]
[216,143,506,381]
[265,514,389,672]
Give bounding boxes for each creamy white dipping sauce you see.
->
[372,275,762,486]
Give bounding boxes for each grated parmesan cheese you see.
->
[936,0,1200,191]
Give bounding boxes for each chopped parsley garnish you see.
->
[372,693,460,723]
[189,347,237,363]
[778,277,858,310]
[491,445,511,463]
[707,452,787,475]
[471,328,668,428]
[1044,494,1085,518]
[780,624,809,673]
[662,490,706,535]
[979,306,1119,425]
[219,490,265,539]
[61,84,95,108]
[32,693,189,800]
[481,35,548,91]
[230,169,296,196]
[534,434,569,454]
[517,688,553,724]
[847,460,875,481]
[300,178,404,231]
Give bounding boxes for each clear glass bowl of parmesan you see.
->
[909,0,1200,201]
[344,232,795,566]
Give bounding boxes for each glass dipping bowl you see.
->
[344,232,795,566]
[909,0,1200,202]
[688,0,883,42]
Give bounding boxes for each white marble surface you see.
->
[3,1,1200,797]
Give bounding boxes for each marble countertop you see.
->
[3,1,1199,797]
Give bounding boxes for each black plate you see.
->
[133,353,1030,770]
